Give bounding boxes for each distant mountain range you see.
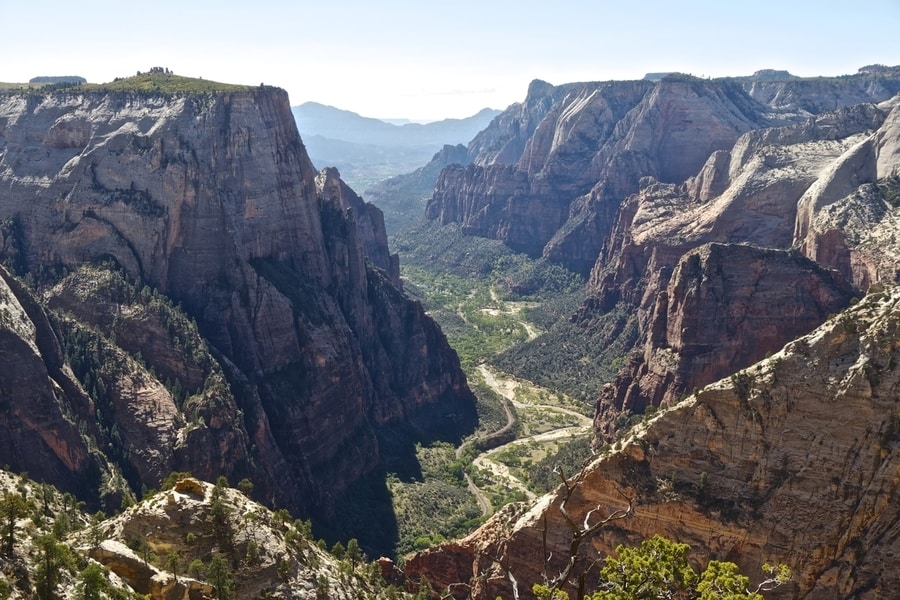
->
[291,102,500,192]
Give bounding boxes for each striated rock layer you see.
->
[425,68,900,275]
[592,243,857,439]
[409,285,900,600]
[0,87,476,523]
[586,94,900,440]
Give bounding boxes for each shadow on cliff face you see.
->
[319,468,399,560]
[317,398,477,560]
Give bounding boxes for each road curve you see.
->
[460,364,591,516]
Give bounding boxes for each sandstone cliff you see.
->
[592,243,857,439]
[0,84,476,529]
[424,68,900,275]
[409,285,900,600]
[584,95,900,440]
[0,264,114,503]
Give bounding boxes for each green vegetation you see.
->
[38,260,241,504]
[394,220,629,402]
[495,301,638,402]
[876,175,900,208]
[387,220,614,551]
[394,221,583,299]
[75,561,109,600]
[0,492,28,556]
[209,477,235,552]
[469,380,511,436]
[1,68,259,96]
[389,443,483,556]
[402,265,532,370]
[494,434,594,495]
[364,159,451,235]
[396,221,585,376]
[318,398,488,560]
[0,469,439,600]
[35,533,76,600]
[591,535,790,600]
[533,534,791,600]
[77,69,255,94]
[207,554,234,600]
[0,474,147,600]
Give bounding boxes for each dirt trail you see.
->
[480,287,541,341]
[454,289,589,516]
[479,365,592,425]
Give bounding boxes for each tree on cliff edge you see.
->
[533,534,791,600]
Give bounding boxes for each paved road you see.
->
[460,365,592,516]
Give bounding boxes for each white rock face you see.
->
[85,478,379,600]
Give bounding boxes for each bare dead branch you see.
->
[537,465,635,599]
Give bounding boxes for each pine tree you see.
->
[75,562,108,600]
[208,555,234,600]
[35,534,73,600]
[0,492,27,557]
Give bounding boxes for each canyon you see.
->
[419,67,900,436]
[406,67,900,598]
[425,67,900,276]
[408,284,900,599]
[2,63,900,599]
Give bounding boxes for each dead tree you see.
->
[539,464,633,600]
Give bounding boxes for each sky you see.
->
[4,0,900,122]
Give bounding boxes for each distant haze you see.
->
[3,0,900,121]
[293,102,499,192]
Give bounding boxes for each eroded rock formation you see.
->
[0,86,475,524]
[425,68,900,275]
[81,477,381,600]
[409,69,900,598]
[409,285,900,599]
[592,243,857,439]
[586,93,900,439]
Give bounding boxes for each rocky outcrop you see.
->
[410,285,900,599]
[0,85,475,525]
[593,244,856,439]
[424,68,900,275]
[739,65,900,114]
[0,469,414,600]
[578,95,900,440]
[90,539,215,599]
[78,477,391,600]
[427,79,663,269]
[315,166,400,285]
[0,264,112,504]
[795,97,900,288]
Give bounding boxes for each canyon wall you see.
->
[425,68,900,275]
[587,96,900,439]
[409,285,900,599]
[0,87,476,519]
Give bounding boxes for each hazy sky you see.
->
[4,0,900,121]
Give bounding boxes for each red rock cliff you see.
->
[0,87,476,518]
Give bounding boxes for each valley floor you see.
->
[467,365,593,511]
